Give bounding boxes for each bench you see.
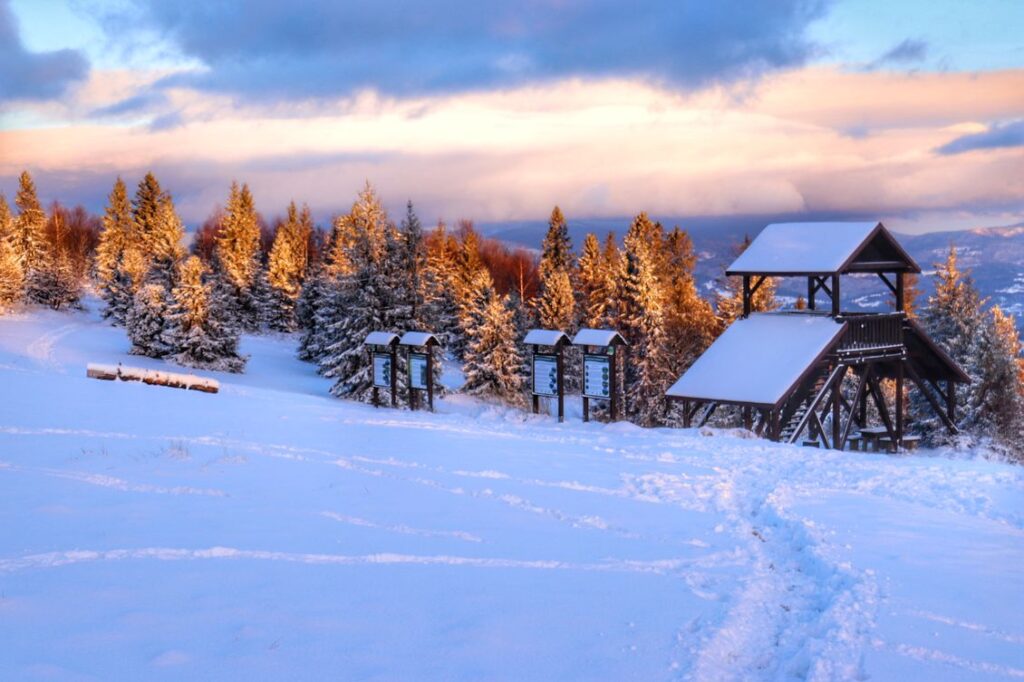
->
[801,439,821,448]
[858,427,889,452]
[846,435,863,451]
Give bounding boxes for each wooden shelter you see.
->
[667,221,970,450]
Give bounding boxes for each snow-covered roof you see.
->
[666,313,845,406]
[523,329,570,347]
[399,331,440,347]
[572,328,627,347]
[364,331,399,346]
[727,222,883,275]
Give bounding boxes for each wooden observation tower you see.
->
[666,222,970,451]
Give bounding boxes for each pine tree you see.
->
[12,171,46,274]
[265,202,312,331]
[716,235,778,324]
[462,284,525,404]
[215,182,263,329]
[96,178,137,321]
[619,213,669,426]
[577,233,605,328]
[164,256,246,372]
[127,283,171,357]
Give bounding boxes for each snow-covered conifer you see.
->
[462,283,525,404]
[12,171,46,274]
[661,227,718,376]
[0,237,24,311]
[127,283,170,357]
[265,202,312,331]
[165,256,246,373]
[620,213,669,426]
[539,206,573,281]
[964,306,1024,458]
[214,182,263,329]
[96,178,137,320]
[536,268,574,332]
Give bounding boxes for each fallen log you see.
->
[85,363,219,394]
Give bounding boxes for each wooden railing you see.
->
[838,312,904,353]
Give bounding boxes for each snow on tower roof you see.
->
[667,313,846,406]
[523,329,570,346]
[364,331,399,346]
[399,331,440,347]
[726,221,910,275]
[572,329,627,347]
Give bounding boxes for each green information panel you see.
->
[583,354,611,399]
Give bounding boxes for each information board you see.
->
[532,354,559,397]
[372,352,393,388]
[409,352,429,390]
[583,354,611,399]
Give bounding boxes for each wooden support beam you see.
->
[876,272,898,296]
[742,275,752,317]
[831,365,844,449]
[698,402,718,427]
[839,367,870,450]
[808,276,816,310]
[895,361,905,447]
[866,373,896,446]
[904,362,959,434]
[810,409,830,449]
[895,272,905,312]
[832,274,841,317]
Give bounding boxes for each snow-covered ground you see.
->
[1,303,1022,681]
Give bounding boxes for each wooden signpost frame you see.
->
[572,330,628,423]
[399,332,441,413]
[364,333,400,408]
[524,330,570,423]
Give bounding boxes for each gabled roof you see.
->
[364,331,399,346]
[523,329,570,347]
[399,331,440,347]
[666,313,846,407]
[572,328,627,347]
[726,221,920,276]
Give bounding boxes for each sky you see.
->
[0,0,1022,235]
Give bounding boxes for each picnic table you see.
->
[858,427,891,452]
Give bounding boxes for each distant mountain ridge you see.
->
[481,218,1024,327]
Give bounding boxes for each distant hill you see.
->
[480,218,1024,328]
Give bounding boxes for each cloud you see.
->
[936,119,1024,155]
[0,0,89,103]
[867,38,928,70]
[115,0,829,99]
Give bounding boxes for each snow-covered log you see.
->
[85,363,219,394]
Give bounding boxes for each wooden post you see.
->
[682,400,691,428]
[895,272,905,312]
[831,365,842,449]
[426,349,435,412]
[895,361,904,448]
[610,348,619,421]
[406,348,417,411]
[770,409,780,441]
[831,274,841,317]
[556,347,565,423]
[742,275,752,317]
[390,346,398,408]
[742,405,752,430]
[531,344,539,415]
[370,349,379,408]
[807,276,816,310]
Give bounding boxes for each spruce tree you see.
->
[165,256,246,372]
[12,171,46,274]
[619,213,669,426]
[421,222,461,351]
[0,193,12,242]
[96,178,137,321]
[215,182,263,329]
[27,207,81,310]
[966,306,1024,458]
[266,201,312,331]
[661,227,718,380]
[539,206,573,281]
[536,268,575,332]
[911,246,984,441]
[462,284,525,404]
[145,194,186,289]
[132,172,165,253]
[127,283,171,357]
[577,233,605,328]
[0,237,24,311]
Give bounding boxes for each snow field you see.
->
[0,303,1022,680]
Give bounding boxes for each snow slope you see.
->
[0,303,1022,681]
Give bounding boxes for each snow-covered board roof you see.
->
[399,331,440,347]
[727,221,886,275]
[523,329,570,346]
[666,313,845,406]
[572,328,627,347]
[364,331,399,346]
